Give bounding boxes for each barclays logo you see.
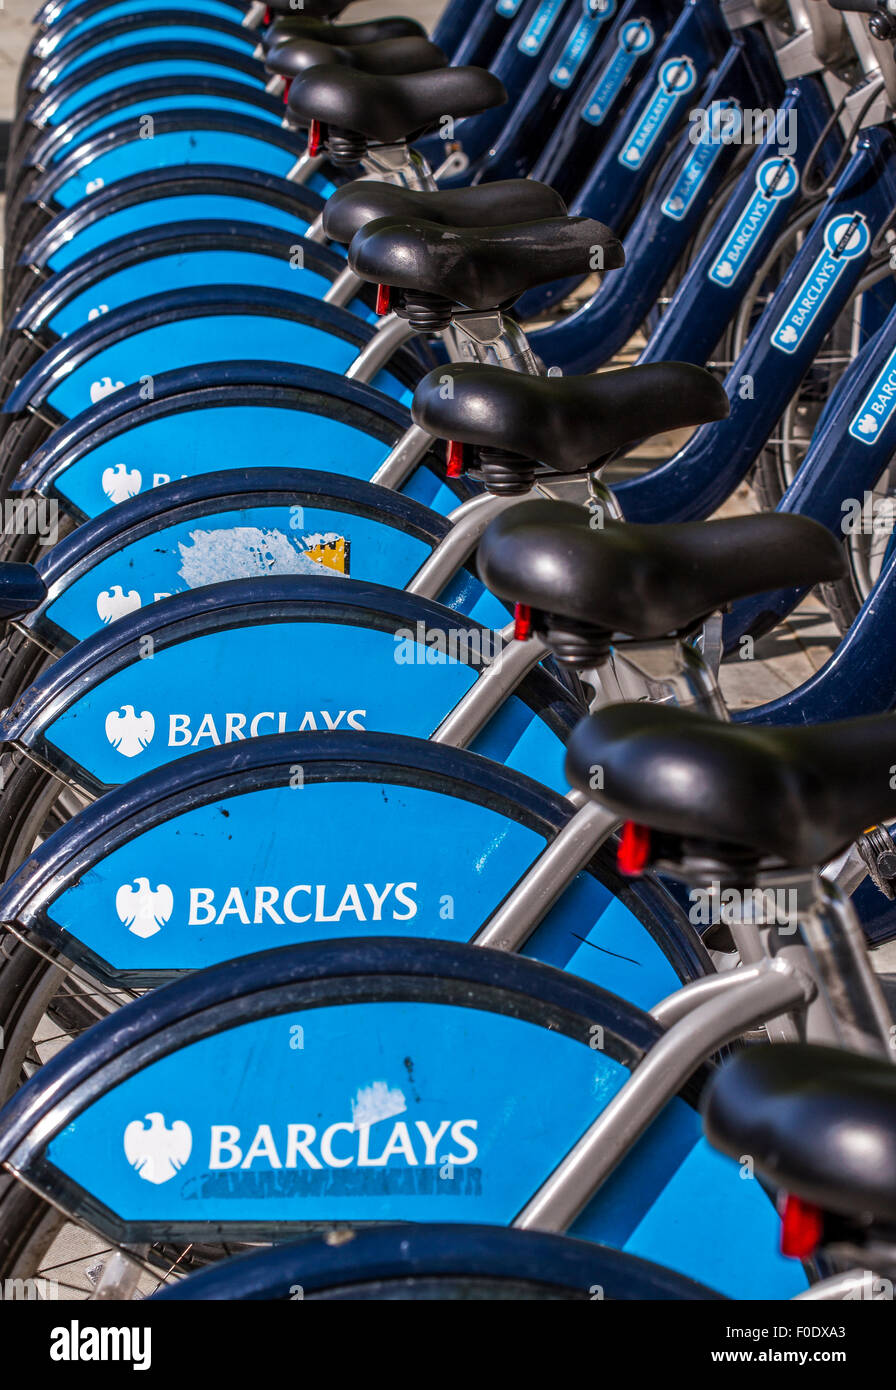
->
[116,879,174,938]
[101,464,142,504]
[206,1114,480,1171]
[114,880,419,932]
[89,376,125,406]
[103,708,369,757]
[105,706,154,757]
[124,1112,192,1184]
[97,586,142,624]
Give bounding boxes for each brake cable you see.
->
[800,74,885,198]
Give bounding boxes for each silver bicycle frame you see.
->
[512,872,893,1240]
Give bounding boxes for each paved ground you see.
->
[0,0,33,125]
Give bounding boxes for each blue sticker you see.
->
[708,155,799,287]
[44,315,405,419]
[661,101,739,222]
[581,18,654,125]
[48,252,372,340]
[45,1002,627,1225]
[771,212,870,354]
[849,340,896,444]
[41,623,480,786]
[517,0,565,54]
[550,0,616,89]
[48,781,547,970]
[53,130,296,210]
[42,505,430,643]
[50,407,391,520]
[617,55,698,169]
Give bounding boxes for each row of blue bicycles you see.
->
[0,0,893,1303]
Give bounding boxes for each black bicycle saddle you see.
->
[323,180,567,245]
[267,34,445,80]
[412,362,724,469]
[478,504,845,635]
[704,1044,896,1223]
[264,16,427,46]
[287,65,507,143]
[564,703,896,866]
[349,216,622,309]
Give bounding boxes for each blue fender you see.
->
[0,727,704,999]
[23,76,286,171]
[25,110,306,213]
[2,285,422,423]
[24,42,268,135]
[13,363,458,521]
[0,576,574,793]
[27,10,260,98]
[7,222,363,346]
[14,164,325,276]
[0,934,805,1297]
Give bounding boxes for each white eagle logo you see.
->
[778,325,798,345]
[96,586,141,624]
[101,464,142,504]
[115,879,174,939]
[715,260,734,280]
[105,706,155,757]
[89,376,125,405]
[857,413,879,436]
[123,1113,192,1184]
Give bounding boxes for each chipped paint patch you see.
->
[351,1082,408,1130]
[176,526,349,587]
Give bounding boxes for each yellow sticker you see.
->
[302,534,350,575]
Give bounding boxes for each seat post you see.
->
[451,310,541,375]
[361,143,437,192]
[794,876,895,1060]
[303,142,438,238]
[596,635,730,719]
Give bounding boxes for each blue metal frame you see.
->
[614,128,896,522]
[528,0,677,199]
[638,76,839,368]
[441,0,532,69]
[520,0,733,316]
[464,0,622,184]
[528,26,786,370]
